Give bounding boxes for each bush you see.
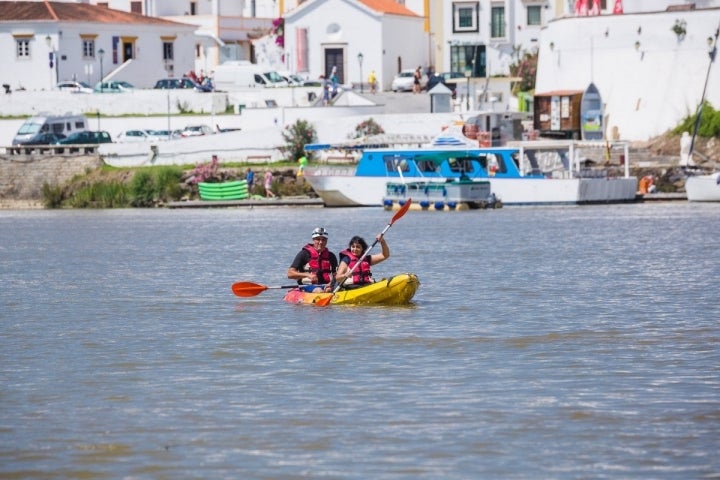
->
[42,183,64,208]
[69,181,128,208]
[130,166,184,207]
[673,102,720,138]
[350,118,385,139]
[187,156,220,184]
[281,119,317,162]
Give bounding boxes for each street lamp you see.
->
[98,48,105,93]
[45,35,57,89]
[464,68,472,111]
[357,52,364,93]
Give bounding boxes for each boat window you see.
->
[384,155,411,173]
[448,157,475,174]
[416,159,438,173]
[477,153,507,174]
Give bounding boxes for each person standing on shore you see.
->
[264,170,275,198]
[368,70,377,94]
[245,168,254,194]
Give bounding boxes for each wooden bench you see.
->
[198,180,249,200]
[246,155,272,163]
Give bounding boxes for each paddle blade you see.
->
[391,198,412,225]
[231,282,268,297]
[314,293,334,307]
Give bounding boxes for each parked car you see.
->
[146,129,183,140]
[116,129,152,142]
[57,130,113,144]
[391,69,428,92]
[153,77,212,92]
[56,81,93,94]
[13,132,66,146]
[427,71,465,97]
[180,125,214,137]
[94,81,135,93]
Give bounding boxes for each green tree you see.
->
[509,51,538,96]
[281,119,318,161]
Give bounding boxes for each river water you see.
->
[1,203,719,479]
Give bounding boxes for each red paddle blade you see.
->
[314,293,334,307]
[391,198,412,225]
[231,282,268,297]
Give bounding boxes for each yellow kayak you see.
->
[283,273,420,306]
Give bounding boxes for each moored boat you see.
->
[304,128,637,207]
[283,273,420,306]
[685,172,720,202]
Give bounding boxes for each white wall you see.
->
[536,9,720,140]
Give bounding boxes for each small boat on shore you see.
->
[304,127,637,207]
[283,273,420,306]
[685,172,720,202]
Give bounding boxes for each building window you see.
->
[195,43,202,58]
[130,1,142,14]
[82,39,95,58]
[16,38,30,59]
[527,5,541,26]
[450,44,485,77]
[491,4,505,39]
[97,2,108,7]
[453,2,479,33]
[163,42,174,61]
[190,1,197,15]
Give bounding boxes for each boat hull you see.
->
[305,174,638,207]
[283,273,420,306]
[685,173,720,202]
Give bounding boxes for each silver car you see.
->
[391,69,428,92]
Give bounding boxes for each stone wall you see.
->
[0,153,102,208]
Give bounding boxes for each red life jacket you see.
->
[302,244,333,283]
[340,249,373,285]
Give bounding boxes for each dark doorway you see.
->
[324,48,344,83]
[123,42,134,62]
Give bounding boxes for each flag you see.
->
[589,0,601,15]
[613,0,623,14]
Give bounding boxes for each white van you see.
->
[212,61,288,90]
[12,114,88,145]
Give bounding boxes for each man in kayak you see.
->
[287,227,338,292]
[335,234,390,288]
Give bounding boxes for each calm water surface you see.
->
[1,203,719,479]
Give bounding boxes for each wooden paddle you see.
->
[315,199,413,307]
[231,281,300,297]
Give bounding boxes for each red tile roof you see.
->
[0,1,188,26]
[359,0,419,17]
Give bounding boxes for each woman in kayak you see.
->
[335,234,390,288]
[287,227,338,292]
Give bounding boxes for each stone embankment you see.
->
[0,152,101,209]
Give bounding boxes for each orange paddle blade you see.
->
[231,282,268,297]
[314,293,334,307]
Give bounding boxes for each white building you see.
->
[0,1,197,90]
[535,6,720,140]
[282,0,426,90]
